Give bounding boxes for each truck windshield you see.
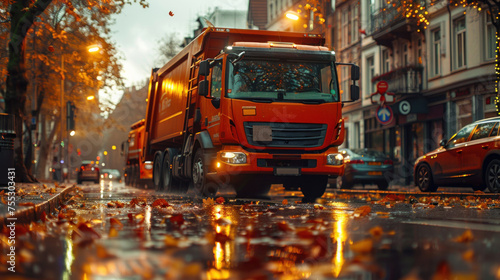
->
[227,59,339,103]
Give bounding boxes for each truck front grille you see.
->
[244,122,327,148]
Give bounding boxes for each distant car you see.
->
[414,117,500,193]
[336,148,394,190]
[77,161,100,184]
[101,169,121,181]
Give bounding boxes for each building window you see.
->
[454,17,467,69]
[269,3,273,22]
[431,28,441,76]
[366,56,375,96]
[382,49,390,73]
[485,14,495,61]
[402,43,409,66]
[342,9,349,48]
[351,4,359,43]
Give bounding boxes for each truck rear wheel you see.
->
[300,175,328,203]
[192,149,218,197]
[153,153,163,191]
[161,151,188,194]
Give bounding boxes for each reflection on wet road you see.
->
[2,181,500,279]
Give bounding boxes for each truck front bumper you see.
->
[213,146,344,177]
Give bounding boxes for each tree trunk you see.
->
[36,115,59,180]
[5,0,53,182]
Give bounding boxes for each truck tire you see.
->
[124,167,130,186]
[300,175,328,203]
[153,152,163,191]
[192,149,218,197]
[162,151,182,194]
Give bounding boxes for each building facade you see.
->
[247,0,496,185]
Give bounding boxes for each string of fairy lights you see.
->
[291,0,498,114]
[386,0,499,115]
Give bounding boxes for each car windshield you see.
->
[351,149,389,158]
[227,59,339,103]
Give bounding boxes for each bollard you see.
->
[0,113,16,188]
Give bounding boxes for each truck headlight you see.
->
[220,152,247,164]
[144,161,153,170]
[326,153,344,165]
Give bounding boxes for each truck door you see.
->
[202,60,222,144]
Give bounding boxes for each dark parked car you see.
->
[77,161,100,184]
[336,148,394,190]
[414,117,500,193]
[101,169,121,181]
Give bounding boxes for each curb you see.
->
[0,184,77,228]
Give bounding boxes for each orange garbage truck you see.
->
[143,27,359,201]
[123,119,153,188]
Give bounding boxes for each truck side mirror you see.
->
[199,60,209,77]
[351,65,359,81]
[199,80,209,97]
[350,85,359,101]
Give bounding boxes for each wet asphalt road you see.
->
[2,180,500,279]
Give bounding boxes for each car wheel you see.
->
[300,175,328,202]
[192,149,218,197]
[336,176,353,189]
[416,164,437,192]
[485,159,500,193]
[377,181,389,190]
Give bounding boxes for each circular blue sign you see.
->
[376,105,393,125]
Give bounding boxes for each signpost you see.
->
[371,81,395,125]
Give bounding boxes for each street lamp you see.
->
[58,44,101,183]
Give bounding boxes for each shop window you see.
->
[457,99,472,129]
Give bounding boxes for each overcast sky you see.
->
[111,0,249,88]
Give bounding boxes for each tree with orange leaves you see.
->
[1,0,149,182]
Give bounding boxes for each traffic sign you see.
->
[376,105,393,125]
[376,81,388,94]
[399,100,411,115]
[371,92,395,104]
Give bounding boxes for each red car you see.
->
[414,117,500,192]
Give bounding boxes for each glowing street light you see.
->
[87,45,100,53]
[285,11,300,21]
[87,95,95,101]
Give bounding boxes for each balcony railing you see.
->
[372,65,423,94]
[368,1,426,46]
[369,4,404,35]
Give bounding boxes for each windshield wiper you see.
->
[238,97,274,103]
[296,99,326,104]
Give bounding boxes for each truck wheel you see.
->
[124,167,130,185]
[300,175,328,203]
[153,153,163,191]
[192,149,218,197]
[162,151,181,194]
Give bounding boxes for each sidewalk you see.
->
[0,181,77,227]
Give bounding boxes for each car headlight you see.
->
[144,161,153,170]
[220,152,247,164]
[326,153,344,165]
[100,174,104,178]
[109,175,113,179]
